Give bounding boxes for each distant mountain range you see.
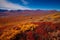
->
[0,9,8,12]
[0,9,59,12]
[0,9,22,12]
[0,9,59,17]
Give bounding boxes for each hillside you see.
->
[0,10,59,25]
[0,10,60,40]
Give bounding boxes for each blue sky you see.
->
[0,0,60,10]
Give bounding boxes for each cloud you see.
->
[21,0,28,5]
[0,0,31,10]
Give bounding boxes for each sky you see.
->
[0,0,60,10]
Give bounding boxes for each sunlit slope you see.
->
[0,11,60,40]
[39,12,60,22]
[0,22,38,40]
[0,12,60,26]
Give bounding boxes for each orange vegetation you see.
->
[0,11,60,40]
